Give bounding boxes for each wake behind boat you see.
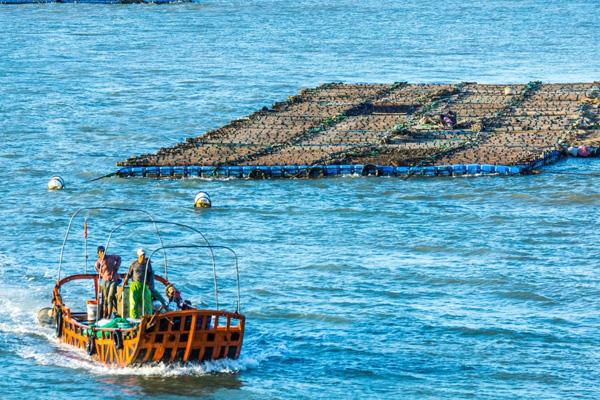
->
[42,207,245,367]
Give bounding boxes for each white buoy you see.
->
[47,176,65,190]
[194,191,212,208]
[504,86,517,96]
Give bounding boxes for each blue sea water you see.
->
[1,0,600,399]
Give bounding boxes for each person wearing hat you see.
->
[121,248,154,319]
[94,246,122,319]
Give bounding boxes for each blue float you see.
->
[508,166,522,175]
[436,165,452,176]
[324,165,340,176]
[451,164,466,175]
[353,164,364,175]
[466,164,480,174]
[228,166,243,178]
[131,167,145,177]
[116,163,536,180]
[495,165,509,175]
[270,166,283,178]
[395,166,410,175]
[339,165,354,175]
[187,166,201,177]
[173,166,186,178]
[480,164,495,174]
[159,166,173,177]
[408,166,423,175]
[242,166,257,178]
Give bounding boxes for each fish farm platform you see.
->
[118,82,600,179]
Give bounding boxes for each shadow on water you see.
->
[100,373,243,398]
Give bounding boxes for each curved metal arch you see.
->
[104,220,216,285]
[146,244,241,313]
[57,207,167,281]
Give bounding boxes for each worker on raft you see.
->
[94,246,122,319]
[121,248,166,318]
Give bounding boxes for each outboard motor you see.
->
[37,307,55,326]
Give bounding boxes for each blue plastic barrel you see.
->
[159,166,173,177]
[508,166,521,175]
[215,166,229,178]
[436,165,451,176]
[423,166,437,176]
[173,166,186,178]
[270,166,283,177]
[145,166,159,177]
[451,164,466,175]
[187,166,201,177]
[200,166,216,177]
[297,165,309,176]
[339,165,354,175]
[353,164,364,175]
[409,166,423,175]
[480,164,494,174]
[466,164,480,174]
[117,167,132,177]
[131,167,145,177]
[395,166,409,175]
[242,166,257,178]
[283,166,299,177]
[495,165,509,175]
[228,166,243,178]
[258,166,272,178]
[324,165,341,176]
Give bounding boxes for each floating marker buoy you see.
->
[194,191,212,208]
[47,176,64,190]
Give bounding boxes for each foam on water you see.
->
[0,253,273,378]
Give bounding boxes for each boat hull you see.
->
[58,308,245,367]
[53,274,245,367]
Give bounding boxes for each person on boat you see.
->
[122,248,161,318]
[94,245,122,319]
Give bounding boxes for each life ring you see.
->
[54,307,63,338]
[87,333,96,356]
[112,329,123,351]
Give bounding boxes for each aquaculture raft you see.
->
[118,82,600,179]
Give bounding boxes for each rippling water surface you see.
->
[1,1,600,399]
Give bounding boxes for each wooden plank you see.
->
[183,315,197,362]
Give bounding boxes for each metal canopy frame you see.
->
[146,244,241,313]
[56,208,241,314]
[57,207,167,281]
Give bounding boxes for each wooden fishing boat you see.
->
[48,207,245,367]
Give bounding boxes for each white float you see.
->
[194,191,212,208]
[47,176,65,190]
